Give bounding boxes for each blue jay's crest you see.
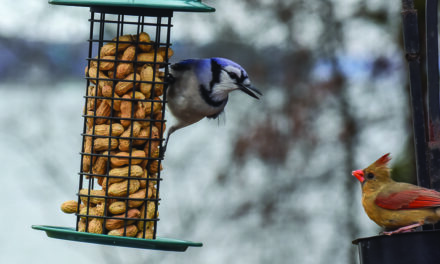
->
[211,57,245,72]
[211,57,249,82]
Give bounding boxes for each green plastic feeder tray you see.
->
[32,225,202,251]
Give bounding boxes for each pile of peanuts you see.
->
[60,32,172,239]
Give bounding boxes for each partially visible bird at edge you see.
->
[352,153,440,235]
[162,57,262,153]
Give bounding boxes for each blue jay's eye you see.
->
[228,72,239,80]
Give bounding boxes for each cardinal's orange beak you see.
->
[352,170,365,183]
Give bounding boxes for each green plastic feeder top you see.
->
[49,0,215,12]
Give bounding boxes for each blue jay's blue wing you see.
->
[171,59,211,84]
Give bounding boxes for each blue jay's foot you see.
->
[159,132,172,158]
[159,143,168,159]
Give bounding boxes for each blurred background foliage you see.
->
[0,0,427,263]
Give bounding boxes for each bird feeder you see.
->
[32,0,214,251]
[353,0,440,263]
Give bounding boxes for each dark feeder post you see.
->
[32,0,214,251]
[353,0,440,263]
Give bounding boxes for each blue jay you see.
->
[163,57,262,151]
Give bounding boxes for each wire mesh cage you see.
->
[33,0,214,251]
[78,6,172,240]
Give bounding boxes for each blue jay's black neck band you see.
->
[197,59,226,109]
[210,58,222,90]
[199,84,225,108]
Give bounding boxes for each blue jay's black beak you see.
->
[238,83,262,99]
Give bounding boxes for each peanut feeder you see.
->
[32,0,214,251]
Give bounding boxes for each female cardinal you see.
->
[352,153,440,235]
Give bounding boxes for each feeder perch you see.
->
[353,0,440,263]
[32,0,214,251]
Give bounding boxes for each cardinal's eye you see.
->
[366,173,375,180]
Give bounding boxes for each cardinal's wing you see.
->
[376,184,440,210]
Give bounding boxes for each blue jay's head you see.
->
[209,58,262,102]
